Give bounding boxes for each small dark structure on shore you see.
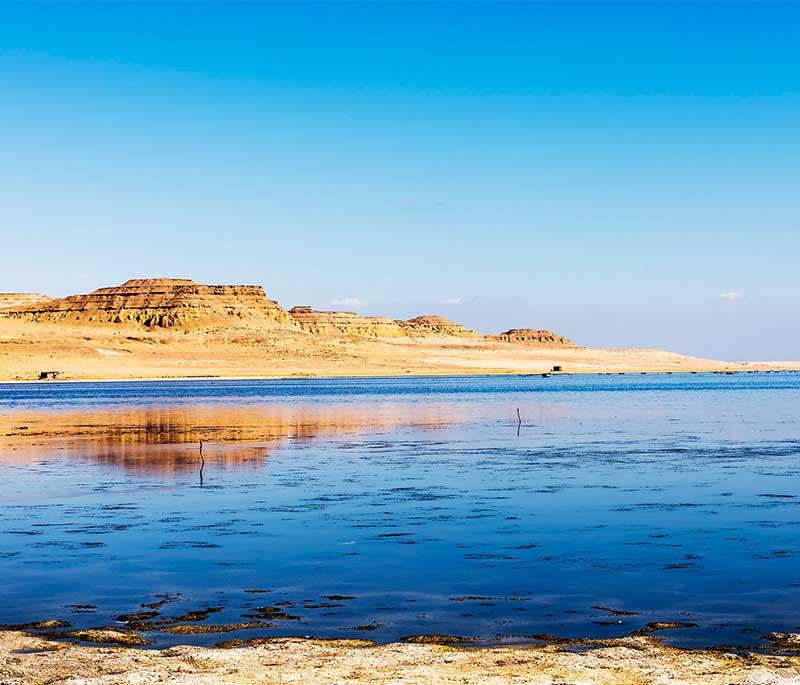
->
[38,370,61,380]
[552,365,563,372]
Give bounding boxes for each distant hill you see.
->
[0,277,574,346]
[496,329,576,347]
[0,293,53,310]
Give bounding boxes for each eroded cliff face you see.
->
[400,315,477,338]
[0,279,299,330]
[288,306,407,337]
[495,328,576,347]
[0,293,53,310]
[287,307,479,339]
[0,278,576,346]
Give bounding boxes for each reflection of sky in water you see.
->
[1,373,800,649]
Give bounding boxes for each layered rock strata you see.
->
[288,306,406,337]
[0,278,298,330]
[0,293,52,310]
[288,308,477,338]
[496,328,576,347]
[0,278,576,345]
[400,315,476,338]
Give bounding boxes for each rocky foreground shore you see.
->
[2,630,800,684]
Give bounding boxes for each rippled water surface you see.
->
[2,373,800,648]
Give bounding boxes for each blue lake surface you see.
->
[1,373,800,648]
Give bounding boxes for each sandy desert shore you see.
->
[0,319,796,382]
[2,630,800,684]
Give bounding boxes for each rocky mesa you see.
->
[400,315,477,338]
[288,306,407,338]
[496,328,576,347]
[0,278,299,330]
[288,307,478,338]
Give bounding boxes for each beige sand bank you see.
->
[2,630,800,684]
[0,319,795,382]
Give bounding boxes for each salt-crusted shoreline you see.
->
[2,630,800,684]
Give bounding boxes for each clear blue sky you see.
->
[1,1,798,360]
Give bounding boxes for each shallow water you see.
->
[1,373,800,649]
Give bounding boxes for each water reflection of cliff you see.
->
[0,403,472,474]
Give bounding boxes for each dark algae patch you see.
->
[635,622,700,634]
[115,611,159,623]
[173,607,223,622]
[592,606,640,617]
[244,605,302,621]
[141,593,183,610]
[0,619,72,631]
[353,622,385,631]
[163,622,272,635]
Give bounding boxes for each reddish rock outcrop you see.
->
[0,278,298,330]
[495,328,576,347]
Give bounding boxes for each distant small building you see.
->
[38,370,61,380]
[552,365,563,372]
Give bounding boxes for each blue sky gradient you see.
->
[1,1,798,360]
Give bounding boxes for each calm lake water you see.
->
[1,373,800,649]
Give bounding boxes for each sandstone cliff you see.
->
[495,328,576,347]
[400,315,476,338]
[0,278,298,330]
[288,307,478,339]
[288,306,406,337]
